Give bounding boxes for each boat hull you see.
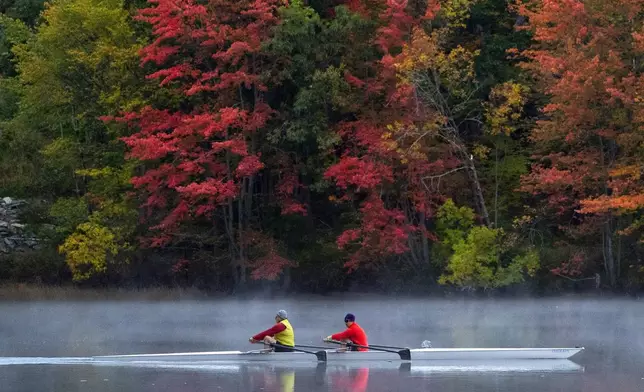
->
[89,359,585,373]
[92,347,584,363]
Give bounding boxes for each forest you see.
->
[0,0,642,294]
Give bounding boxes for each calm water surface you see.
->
[0,297,642,391]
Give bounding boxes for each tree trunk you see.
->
[494,143,499,228]
[603,219,616,288]
[459,150,491,227]
[238,179,247,286]
[225,147,242,287]
[412,72,491,227]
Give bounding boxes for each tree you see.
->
[114,0,293,285]
[435,199,539,291]
[516,0,644,287]
[3,0,145,280]
[321,0,442,273]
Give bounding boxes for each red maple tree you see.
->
[105,0,295,282]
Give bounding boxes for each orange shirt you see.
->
[331,323,368,351]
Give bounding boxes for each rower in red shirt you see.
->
[324,313,368,351]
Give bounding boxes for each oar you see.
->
[294,344,331,350]
[252,341,327,362]
[325,339,411,361]
[367,344,409,350]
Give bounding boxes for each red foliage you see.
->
[338,195,415,271]
[109,0,282,249]
[551,252,586,278]
[324,156,393,191]
[243,230,296,280]
[321,0,447,270]
[172,258,191,274]
[235,155,265,178]
[275,171,307,216]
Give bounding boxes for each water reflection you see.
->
[0,359,586,392]
[85,358,584,374]
[91,359,583,391]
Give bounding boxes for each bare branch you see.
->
[420,166,468,192]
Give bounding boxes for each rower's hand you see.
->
[323,335,332,342]
[249,337,257,343]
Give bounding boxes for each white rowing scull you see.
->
[91,346,584,363]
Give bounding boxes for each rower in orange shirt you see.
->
[323,313,368,351]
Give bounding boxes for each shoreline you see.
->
[0,283,640,301]
[0,284,213,301]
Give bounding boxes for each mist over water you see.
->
[1,297,642,391]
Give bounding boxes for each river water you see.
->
[0,297,642,391]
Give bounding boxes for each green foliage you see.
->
[436,199,540,290]
[54,160,137,281]
[0,14,30,76]
[11,0,143,131]
[477,81,532,226]
[0,0,46,25]
[49,197,88,235]
[57,183,136,282]
[40,137,82,193]
[264,2,375,196]
[433,198,475,262]
[0,0,144,282]
[0,248,67,283]
[469,0,532,86]
[264,0,322,87]
[285,65,351,147]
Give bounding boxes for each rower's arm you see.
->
[331,328,354,341]
[252,323,286,340]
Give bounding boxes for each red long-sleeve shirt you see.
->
[252,322,286,341]
[331,323,368,351]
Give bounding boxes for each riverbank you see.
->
[0,284,213,301]
[0,283,640,302]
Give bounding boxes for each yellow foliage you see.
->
[57,196,136,281]
[75,167,114,177]
[58,221,120,281]
[397,28,478,76]
[395,29,441,79]
[512,214,534,229]
[443,0,478,28]
[609,165,641,180]
[485,82,530,136]
[472,143,491,160]
[395,27,479,102]
[381,117,448,164]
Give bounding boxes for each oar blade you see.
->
[315,350,327,362]
[398,348,411,361]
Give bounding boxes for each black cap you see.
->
[344,313,355,322]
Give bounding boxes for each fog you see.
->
[1,297,643,391]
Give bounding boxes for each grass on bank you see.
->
[0,283,211,301]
